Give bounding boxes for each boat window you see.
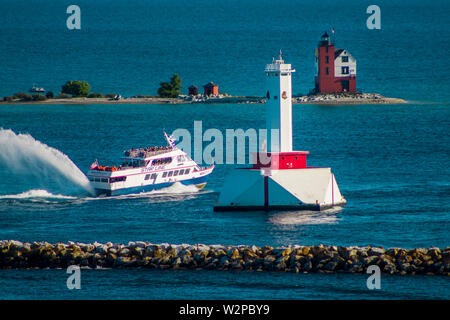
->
[123,159,147,168]
[88,177,95,181]
[122,159,144,168]
[95,178,101,182]
[110,176,127,183]
[162,171,168,178]
[179,169,184,175]
[173,170,179,176]
[184,168,190,174]
[193,167,198,172]
[168,171,173,177]
[145,174,150,180]
[151,174,157,179]
[101,178,108,183]
[152,157,172,166]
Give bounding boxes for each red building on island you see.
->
[315,32,357,93]
[203,82,219,96]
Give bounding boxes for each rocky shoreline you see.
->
[293,92,407,104]
[1,240,448,275]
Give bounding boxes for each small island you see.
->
[1,76,406,106]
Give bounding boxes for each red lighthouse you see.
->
[315,32,357,93]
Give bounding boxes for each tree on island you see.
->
[158,74,182,98]
[61,80,91,97]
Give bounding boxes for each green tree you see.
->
[61,80,91,97]
[46,91,54,99]
[158,74,182,98]
[13,92,33,101]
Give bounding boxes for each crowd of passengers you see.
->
[120,156,172,168]
[124,145,173,157]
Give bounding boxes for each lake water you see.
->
[0,0,449,299]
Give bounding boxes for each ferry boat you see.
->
[87,132,214,196]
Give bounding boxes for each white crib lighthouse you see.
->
[214,53,346,212]
[265,51,294,153]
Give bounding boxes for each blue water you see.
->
[0,0,449,299]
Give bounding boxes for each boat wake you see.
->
[0,189,77,204]
[0,129,94,197]
[101,182,209,201]
[0,183,210,206]
[269,206,344,226]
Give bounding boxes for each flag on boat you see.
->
[89,159,98,170]
[164,131,177,147]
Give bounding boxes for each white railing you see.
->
[265,64,294,73]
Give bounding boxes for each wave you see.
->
[104,182,207,200]
[269,206,344,226]
[0,189,77,200]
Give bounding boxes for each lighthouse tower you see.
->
[214,54,346,212]
[314,31,357,93]
[265,51,294,153]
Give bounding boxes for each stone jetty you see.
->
[0,240,448,275]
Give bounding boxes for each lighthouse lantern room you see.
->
[214,53,346,212]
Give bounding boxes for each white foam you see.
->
[109,182,203,200]
[0,189,76,200]
[0,129,94,195]
[147,182,201,195]
[269,207,344,225]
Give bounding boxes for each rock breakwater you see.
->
[1,240,448,275]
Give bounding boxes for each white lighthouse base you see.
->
[214,168,346,211]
